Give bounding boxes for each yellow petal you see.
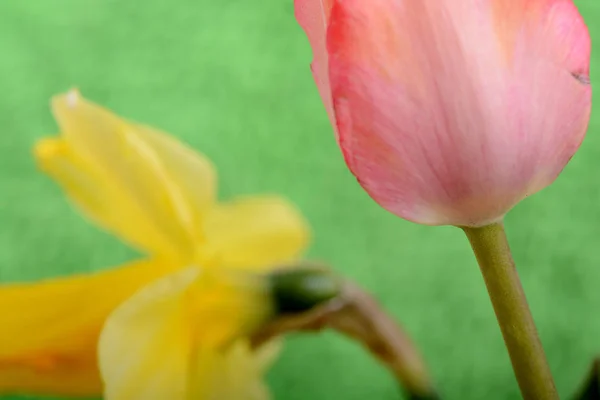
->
[202,196,311,271]
[99,268,196,400]
[99,267,275,400]
[0,362,101,397]
[131,123,216,229]
[0,258,176,397]
[190,340,279,400]
[249,338,282,375]
[35,90,217,259]
[35,138,182,260]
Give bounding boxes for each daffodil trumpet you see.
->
[97,264,342,400]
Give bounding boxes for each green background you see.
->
[0,1,598,399]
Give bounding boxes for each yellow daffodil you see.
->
[0,90,309,398]
[99,266,281,400]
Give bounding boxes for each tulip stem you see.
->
[462,222,558,400]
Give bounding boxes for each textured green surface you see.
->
[0,1,599,399]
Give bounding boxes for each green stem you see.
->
[462,222,558,400]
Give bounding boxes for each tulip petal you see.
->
[0,259,175,396]
[294,0,337,136]
[37,91,217,259]
[327,0,591,226]
[99,267,275,400]
[491,0,590,75]
[202,196,310,270]
[547,1,591,77]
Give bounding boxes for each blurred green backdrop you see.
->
[0,1,599,399]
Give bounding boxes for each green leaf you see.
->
[572,358,600,400]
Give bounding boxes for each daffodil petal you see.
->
[38,90,217,259]
[35,138,187,260]
[0,363,101,397]
[99,268,197,400]
[52,92,196,254]
[253,339,283,374]
[190,340,277,400]
[99,267,275,400]
[132,123,216,235]
[202,196,311,271]
[0,258,175,396]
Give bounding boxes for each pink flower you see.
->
[295,0,591,227]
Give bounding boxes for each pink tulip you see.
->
[295,0,591,227]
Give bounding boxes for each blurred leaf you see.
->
[572,358,600,400]
[406,392,441,400]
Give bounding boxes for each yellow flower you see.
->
[0,90,309,398]
[38,90,307,270]
[99,266,280,400]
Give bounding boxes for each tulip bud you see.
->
[295,0,591,227]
